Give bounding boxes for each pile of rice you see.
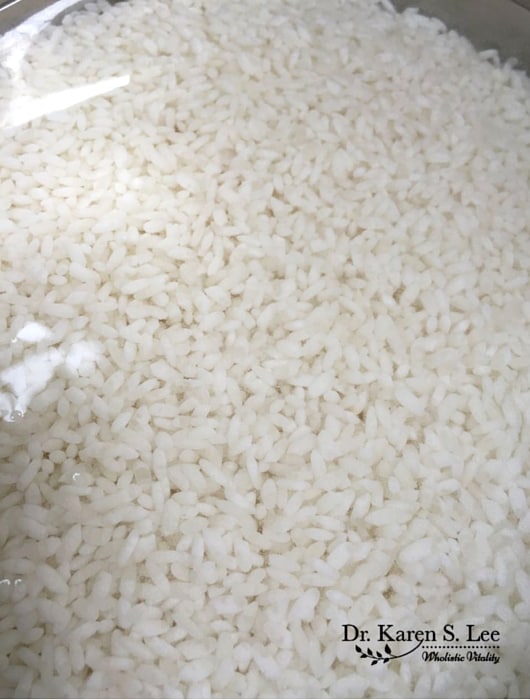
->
[1,0,529,696]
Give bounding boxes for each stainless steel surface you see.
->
[512,0,530,11]
[1,0,529,74]
[0,0,57,30]
[0,0,85,31]
[0,0,120,31]
[392,0,530,72]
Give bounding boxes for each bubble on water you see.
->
[0,576,24,600]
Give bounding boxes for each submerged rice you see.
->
[1,0,529,696]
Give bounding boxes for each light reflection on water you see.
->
[1,322,100,422]
[1,74,131,128]
[1,0,130,127]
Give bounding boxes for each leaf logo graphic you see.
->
[354,640,423,665]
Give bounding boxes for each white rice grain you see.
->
[0,0,529,697]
